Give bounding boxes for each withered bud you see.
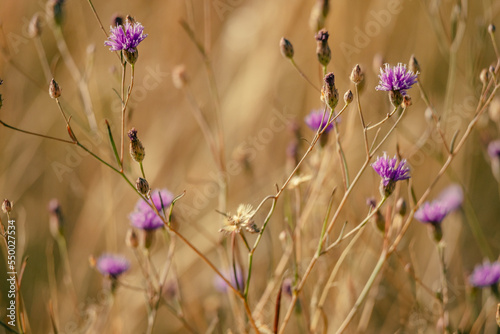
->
[49,78,61,99]
[389,90,403,108]
[2,199,12,214]
[409,55,421,74]
[396,197,407,216]
[126,228,139,249]
[46,0,65,26]
[280,37,294,59]
[315,29,331,67]
[321,72,339,110]
[480,68,490,85]
[344,90,353,104]
[172,65,189,89]
[350,64,364,84]
[489,24,496,34]
[111,14,123,27]
[29,13,43,38]
[136,177,150,196]
[128,128,145,163]
[48,199,63,238]
[402,95,412,108]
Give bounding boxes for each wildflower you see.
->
[376,63,418,107]
[104,18,147,64]
[414,201,449,242]
[219,204,259,234]
[280,37,294,59]
[135,188,173,213]
[437,184,463,212]
[305,109,334,133]
[96,254,130,278]
[469,260,500,288]
[129,209,164,231]
[371,153,410,197]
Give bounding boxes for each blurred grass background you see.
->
[0,0,499,333]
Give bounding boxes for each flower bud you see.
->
[2,199,12,214]
[49,78,61,99]
[136,177,150,196]
[128,128,145,163]
[409,55,421,74]
[48,199,64,238]
[489,24,496,34]
[480,68,490,85]
[29,13,43,38]
[321,72,339,110]
[126,228,139,249]
[280,37,294,59]
[315,29,331,67]
[350,64,364,84]
[46,0,65,26]
[172,65,188,89]
[344,90,353,104]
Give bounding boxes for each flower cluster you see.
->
[371,153,410,197]
[129,189,173,231]
[469,260,500,288]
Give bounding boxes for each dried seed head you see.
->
[402,95,412,108]
[315,29,331,67]
[128,128,145,163]
[49,78,61,99]
[2,199,12,213]
[489,24,496,34]
[125,228,139,249]
[350,64,364,84]
[136,177,150,196]
[480,68,490,85]
[28,13,43,38]
[280,37,294,59]
[344,90,353,104]
[409,55,421,74]
[48,199,63,238]
[172,65,189,89]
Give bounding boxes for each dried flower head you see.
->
[219,204,259,234]
[97,254,130,278]
[376,63,418,96]
[305,109,334,133]
[469,260,500,288]
[489,24,496,34]
[280,37,294,59]
[350,64,364,84]
[371,153,410,197]
[135,177,150,196]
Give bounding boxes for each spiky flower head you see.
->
[375,63,418,97]
[414,201,449,225]
[105,18,147,64]
[129,189,173,231]
[304,109,334,133]
[469,260,500,288]
[371,153,410,197]
[219,204,259,234]
[97,254,130,278]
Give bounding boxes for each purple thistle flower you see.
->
[488,140,500,158]
[214,267,244,293]
[375,63,418,96]
[104,21,147,53]
[371,153,410,196]
[469,260,500,288]
[97,254,130,278]
[130,189,173,231]
[437,184,463,212]
[305,109,334,133]
[414,201,449,225]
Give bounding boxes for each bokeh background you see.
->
[0,0,500,333]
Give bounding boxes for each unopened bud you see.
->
[49,78,61,99]
[489,24,496,34]
[321,73,339,110]
[344,90,353,104]
[29,13,43,38]
[126,228,139,249]
[2,199,12,214]
[172,65,188,89]
[409,55,421,74]
[46,0,65,26]
[315,29,331,67]
[402,95,412,108]
[136,177,150,196]
[480,68,490,85]
[350,64,364,84]
[280,37,294,59]
[128,128,145,163]
[396,197,406,216]
[48,199,63,238]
